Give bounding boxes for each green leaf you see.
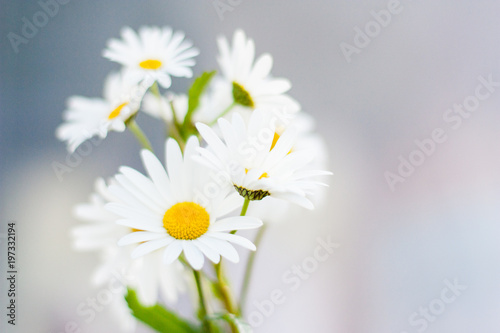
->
[183,70,216,132]
[125,288,200,333]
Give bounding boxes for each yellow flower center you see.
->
[163,202,210,240]
[139,59,163,70]
[108,102,129,120]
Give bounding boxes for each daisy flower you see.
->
[103,26,199,89]
[56,72,145,153]
[247,112,331,223]
[216,29,300,116]
[106,137,262,270]
[195,109,331,209]
[71,178,188,308]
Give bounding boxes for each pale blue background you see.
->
[2,0,500,332]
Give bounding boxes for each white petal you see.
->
[194,148,227,171]
[119,167,166,209]
[163,240,183,264]
[196,122,230,162]
[182,242,205,270]
[106,202,159,222]
[202,237,239,263]
[291,169,333,180]
[214,192,244,217]
[131,238,173,258]
[210,216,262,232]
[265,128,297,168]
[273,192,314,210]
[115,219,165,233]
[114,174,164,215]
[209,232,256,251]
[108,184,155,214]
[118,231,166,246]
[193,239,220,264]
[141,149,172,202]
[165,138,184,199]
[249,53,273,81]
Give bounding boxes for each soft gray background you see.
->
[2,0,500,332]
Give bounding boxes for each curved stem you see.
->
[127,119,153,151]
[209,101,236,126]
[151,81,185,147]
[193,269,213,332]
[212,198,251,331]
[168,100,186,149]
[193,270,208,316]
[215,261,240,326]
[239,223,267,314]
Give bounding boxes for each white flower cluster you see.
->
[58,27,331,332]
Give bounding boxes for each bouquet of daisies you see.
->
[56,26,331,332]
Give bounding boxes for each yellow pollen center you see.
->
[163,202,210,240]
[139,59,162,70]
[108,102,128,120]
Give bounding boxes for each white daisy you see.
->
[106,137,262,270]
[56,72,145,153]
[195,109,331,209]
[247,112,331,223]
[71,178,188,308]
[103,26,199,89]
[215,29,300,116]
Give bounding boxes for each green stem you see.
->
[240,198,250,216]
[209,101,236,126]
[231,198,250,235]
[169,100,182,131]
[152,81,186,147]
[239,223,267,314]
[212,199,251,331]
[193,269,213,332]
[214,262,240,333]
[150,81,161,97]
[168,100,187,147]
[127,119,153,151]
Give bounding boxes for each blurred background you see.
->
[2,0,500,332]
